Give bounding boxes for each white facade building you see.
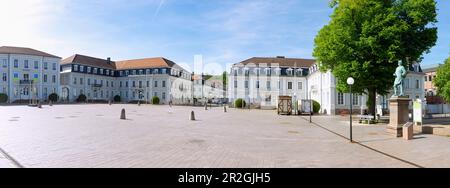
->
[60,54,192,104]
[228,57,314,109]
[229,56,425,115]
[0,46,61,103]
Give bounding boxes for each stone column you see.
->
[386,97,411,137]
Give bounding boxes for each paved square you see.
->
[1,104,449,168]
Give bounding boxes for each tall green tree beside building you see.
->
[313,0,437,115]
[434,57,450,102]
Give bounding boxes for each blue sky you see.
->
[0,0,448,72]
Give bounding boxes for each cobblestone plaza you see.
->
[1,104,450,168]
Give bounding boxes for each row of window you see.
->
[119,80,166,88]
[232,68,308,77]
[72,64,190,79]
[337,93,360,105]
[9,87,56,97]
[233,81,303,90]
[424,75,436,82]
[1,59,57,70]
[1,73,56,83]
[78,89,167,100]
[71,77,168,88]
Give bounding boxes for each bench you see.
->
[358,115,375,124]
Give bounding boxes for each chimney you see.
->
[276,56,285,58]
[107,57,111,64]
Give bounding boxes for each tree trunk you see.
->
[367,89,376,116]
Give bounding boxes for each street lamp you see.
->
[347,77,355,143]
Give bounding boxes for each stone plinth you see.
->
[403,122,414,140]
[387,97,411,137]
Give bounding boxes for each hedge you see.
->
[152,96,160,104]
[76,94,87,102]
[113,95,121,102]
[312,100,320,113]
[48,93,59,102]
[0,93,8,103]
[235,98,246,108]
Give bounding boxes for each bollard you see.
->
[49,100,53,106]
[204,103,208,110]
[223,106,227,113]
[109,100,112,105]
[120,108,126,120]
[38,101,42,108]
[190,111,195,121]
[138,101,141,106]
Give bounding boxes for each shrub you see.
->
[312,100,320,113]
[152,96,160,104]
[235,98,246,108]
[0,93,8,103]
[48,93,59,102]
[76,94,87,102]
[113,95,121,102]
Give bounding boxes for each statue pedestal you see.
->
[386,97,411,137]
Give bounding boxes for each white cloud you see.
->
[0,0,66,48]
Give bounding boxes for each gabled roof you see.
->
[115,57,180,70]
[60,54,116,69]
[61,55,187,71]
[236,57,316,68]
[0,46,60,59]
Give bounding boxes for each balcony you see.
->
[91,84,103,88]
[19,80,34,85]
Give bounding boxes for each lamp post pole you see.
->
[309,90,312,123]
[350,85,353,143]
[347,77,355,143]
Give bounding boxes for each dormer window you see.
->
[254,68,260,76]
[87,67,91,73]
[265,68,271,76]
[153,69,159,74]
[162,69,167,74]
[287,68,293,76]
[139,70,143,75]
[275,68,281,76]
[73,65,79,72]
[244,68,249,76]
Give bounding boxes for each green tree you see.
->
[313,0,437,115]
[434,57,450,102]
[222,71,228,86]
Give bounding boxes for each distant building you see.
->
[60,54,192,104]
[229,56,425,115]
[228,56,313,109]
[0,46,61,103]
[423,64,445,104]
[192,74,226,104]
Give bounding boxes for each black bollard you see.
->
[38,101,42,108]
[223,106,227,113]
[190,111,195,121]
[120,108,126,120]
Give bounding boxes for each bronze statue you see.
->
[393,60,407,97]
